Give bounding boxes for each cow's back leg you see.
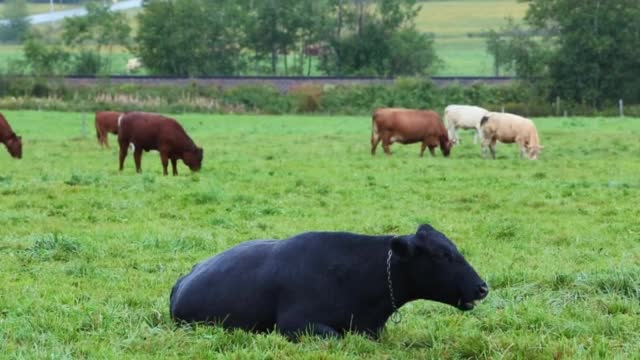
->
[489,139,497,159]
[118,140,128,171]
[371,134,381,155]
[381,133,393,155]
[481,137,491,158]
[133,147,143,173]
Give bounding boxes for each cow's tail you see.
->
[95,117,104,145]
[117,113,125,129]
[371,111,380,143]
[480,114,491,127]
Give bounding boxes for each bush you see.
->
[223,84,293,114]
[0,76,638,116]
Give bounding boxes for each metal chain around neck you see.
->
[386,249,403,324]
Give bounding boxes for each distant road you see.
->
[0,0,142,26]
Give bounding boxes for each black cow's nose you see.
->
[477,284,489,299]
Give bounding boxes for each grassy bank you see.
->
[1,111,639,358]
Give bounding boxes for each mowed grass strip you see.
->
[1,111,640,358]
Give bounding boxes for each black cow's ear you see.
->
[417,224,434,235]
[391,236,415,259]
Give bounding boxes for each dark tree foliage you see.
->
[63,2,131,74]
[135,0,438,77]
[488,0,640,106]
[135,0,248,76]
[320,0,438,76]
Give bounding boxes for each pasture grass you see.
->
[1,111,640,358]
[0,3,77,15]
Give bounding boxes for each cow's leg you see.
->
[382,135,392,155]
[489,140,497,159]
[428,146,436,157]
[159,151,169,176]
[481,138,491,159]
[170,157,178,176]
[371,135,381,155]
[103,134,109,149]
[133,147,143,173]
[118,142,128,171]
[277,320,340,341]
[420,141,427,157]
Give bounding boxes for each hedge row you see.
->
[0,76,638,117]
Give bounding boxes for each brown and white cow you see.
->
[0,112,22,159]
[95,111,122,148]
[117,112,203,175]
[371,108,452,157]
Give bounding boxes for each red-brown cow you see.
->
[95,111,122,148]
[0,112,22,159]
[371,108,452,157]
[117,112,203,175]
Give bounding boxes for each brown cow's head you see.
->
[183,147,203,171]
[440,136,453,157]
[5,133,22,159]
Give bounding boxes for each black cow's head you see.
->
[391,224,488,311]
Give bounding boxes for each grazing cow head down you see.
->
[528,145,543,160]
[5,133,22,159]
[183,147,204,171]
[440,137,453,157]
[391,224,488,311]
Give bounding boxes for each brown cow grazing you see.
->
[117,112,203,175]
[0,112,22,159]
[95,111,122,148]
[371,108,452,157]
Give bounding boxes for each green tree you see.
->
[320,0,438,76]
[0,0,30,42]
[22,31,71,76]
[135,0,248,76]
[62,1,132,74]
[489,0,640,106]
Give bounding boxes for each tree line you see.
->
[2,0,640,107]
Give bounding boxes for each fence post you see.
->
[82,112,86,138]
[501,105,505,113]
[619,99,624,118]
[556,96,560,115]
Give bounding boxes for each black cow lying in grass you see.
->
[169,224,488,339]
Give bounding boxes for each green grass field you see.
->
[1,111,639,358]
[0,3,77,15]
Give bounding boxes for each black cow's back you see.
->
[169,233,392,334]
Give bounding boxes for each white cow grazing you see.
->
[480,112,543,160]
[444,105,489,144]
[126,58,142,73]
